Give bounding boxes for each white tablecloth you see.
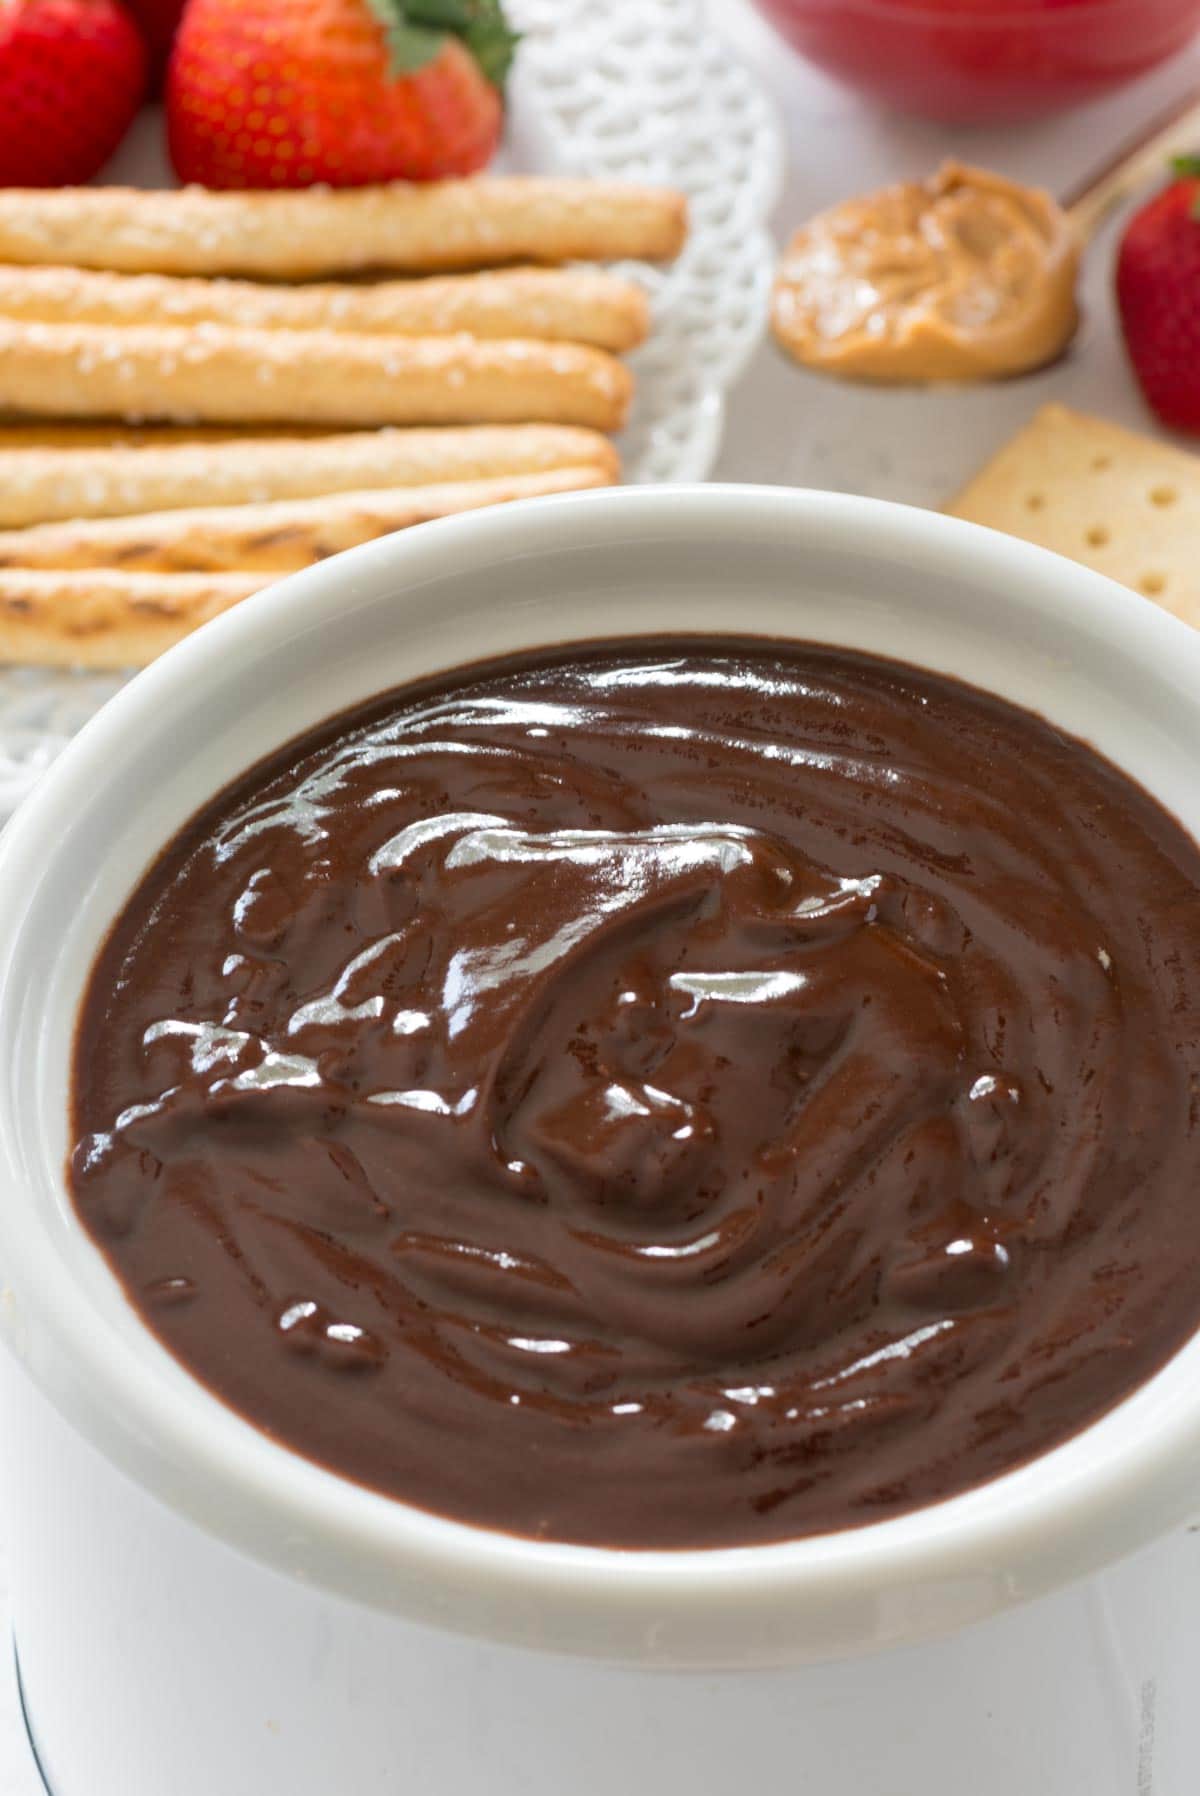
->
[4,5,1199,1784]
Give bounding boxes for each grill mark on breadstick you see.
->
[0,321,633,430]
[0,464,615,574]
[0,265,651,352]
[0,425,619,527]
[0,180,688,278]
[0,570,272,667]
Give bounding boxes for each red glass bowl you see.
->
[751,0,1200,122]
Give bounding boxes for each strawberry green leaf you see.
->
[464,21,518,86]
[365,0,519,87]
[1169,154,1200,217]
[409,0,519,87]
[407,0,475,24]
[364,0,446,73]
[386,22,449,71]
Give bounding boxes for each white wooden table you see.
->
[3,4,1199,1783]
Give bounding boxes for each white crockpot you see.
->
[2,485,1200,1794]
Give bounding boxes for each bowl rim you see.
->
[5,482,1200,1670]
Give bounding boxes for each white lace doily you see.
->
[0,0,781,822]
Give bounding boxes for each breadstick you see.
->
[0,569,271,668]
[0,321,633,430]
[0,425,619,528]
[0,265,650,352]
[0,180,688,278]
[0,464,614,575]
[0,422,269,447]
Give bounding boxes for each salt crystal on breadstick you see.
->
[0,569,271,668]
[0,321,633,431]
[0,265,650,352]
[0,179,688,279]
[0,425,619,528]
[0,464,615,575]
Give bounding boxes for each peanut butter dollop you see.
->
[772,162,1080,383]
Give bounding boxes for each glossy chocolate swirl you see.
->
[70,639,1200,1547]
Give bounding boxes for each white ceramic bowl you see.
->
[3,485,1200,1796]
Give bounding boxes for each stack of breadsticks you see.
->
[0,177,687,668]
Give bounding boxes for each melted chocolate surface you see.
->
[70,639,1200,1546]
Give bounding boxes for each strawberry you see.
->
[122,0,185,90]
[166,0,516,190]
[1116,161,1200,436]
[0,0,147,186]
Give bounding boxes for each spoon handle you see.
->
[1065,93,1200,241]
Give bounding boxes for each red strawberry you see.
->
[0,0,147,186]
[122,0,185,91]
[166,0,516,190]
[1116,161,1200,435]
